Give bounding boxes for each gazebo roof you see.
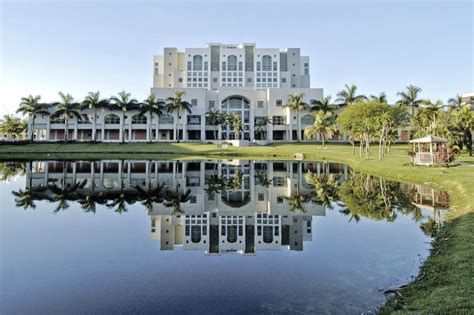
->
[409,135,448,143]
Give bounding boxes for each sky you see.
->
[0,0,473,116]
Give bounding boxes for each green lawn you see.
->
[1,142,473,313]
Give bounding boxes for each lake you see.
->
[0,159,450,314]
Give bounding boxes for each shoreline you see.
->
[1,142,473,313]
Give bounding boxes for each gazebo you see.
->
[409,135,448,166]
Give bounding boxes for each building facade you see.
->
[28,43,327,143]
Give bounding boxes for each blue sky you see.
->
[1,0,472,115]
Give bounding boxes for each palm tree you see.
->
[82,91,109,141]
[284,193,309,213]
[370,92,388,103]
[455,105,474,156]
[140,94,165,142]
[12,186,48,209]
[134,184,165,213]
[163,188,192,215]
[448,95,466,112]
[205,109,222,141]
[304,171,338,209]
[304,111,336,148]
[166,91,192,143]
[47,179,87,213]
[283,93,309,142]
[78,193,106,214]
[255,169,273,187]
[396,85,424,116]
[110,91,139,143]
[50,92,82,142]
[16,95,50,142]
[336,84,367,106]
[310,96,338,114]
[255,115,272,140]
[422,99,446,135]
[230,113,243,140]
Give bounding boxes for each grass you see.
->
[1,141,473,313]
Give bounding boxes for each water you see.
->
[0,160,450,314]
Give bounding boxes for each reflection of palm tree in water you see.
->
[78,193,107,214]
[255,169,273,188]
[134,184,165,213]
[420,210,442,237]
[47,179,88,213]
[12,186,49,210]
[163,188,192,215]
[305,170,339,209]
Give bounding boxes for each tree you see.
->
[396,85,424,117]
[205,109,222,141]
[310,96,338,114]
[0,115,24,140]
[230,113,243,140]
[284,193,309,213]
[370,92,388,103]
[82,91,109,141]
[455,105,474,156]
[166,91,192,143]
[447,95,466,112]
[283,93,309,142]
[163,188,192,215]
[134,184,165,213]
[304,110,336,148]
[47,179,87,213]
[335,84,367,106]
[110,91,139,143]
[255,115,272,140]
[422,99,446,135]
[50,92,82,142]
[305,170,339,209]
[16,95,50,142]
[140,94,165,142]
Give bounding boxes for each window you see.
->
[187,115,201,125]
[222,61,226,70]
[187,61,191,71]
[178,78,183,83]
[262,55,272,71]
[272,116,285,125]
[191,99,198,106]
[190,196,197,203]
[238,61,243,71]
[204,61,208,71]
[304,62,309,75]
[104,114,120,124]
[276,99,283,106]
[257,101,264,108]
[193,55,203,71]
[213,77,218,83]
[277,196,284,204]
[281,78,286,83]
[131,114,147,124]
[208,100,215,108]
[256,61,261,71]
[301,115,315,126]
[159,114,174,124]
[247,78,252,83]
[273,62,277,71]
[258,193,264,201]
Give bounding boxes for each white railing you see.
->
[415,152,437,164]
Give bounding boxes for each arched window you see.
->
[227,55,237,71]
[191,226,201,243]
[159,114,174,124]
[301,115,315,126]
[193,55,203,71]
[104,114,120,124]
[132,114,147,124]
[262,55,272,71]
[226,226,237,243]
[50,115,65,124]
[263,226,274,243]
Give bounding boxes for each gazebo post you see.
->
[429,142,433,165]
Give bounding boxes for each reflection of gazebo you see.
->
[409,135,448,166]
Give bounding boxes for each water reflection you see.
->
[5,159,450,254]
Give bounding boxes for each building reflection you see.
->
[26,160,349,255]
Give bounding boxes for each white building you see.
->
[27,43,326,143]
[151,42,323,142]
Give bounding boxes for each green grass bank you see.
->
[0,142,473,313]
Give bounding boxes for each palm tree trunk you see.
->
[30,115,35,143]
[296,110,300,142]
[64,117,69,142]
[176,109,180,143]
[148,111,152,143]
[92,108,97,141]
